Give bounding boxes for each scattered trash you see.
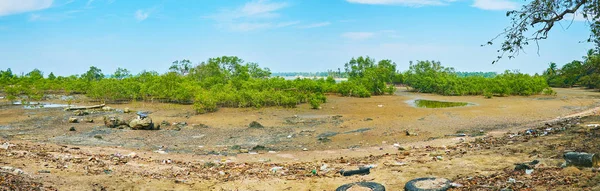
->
[154,150,167,154]
[268,151,277,154]
[302,148,308,151]
[514,160,539,170]
[93,135,103,139]
[564,152,599,167]
[450,182,463,188]
[525,169,534,175]
[340,167,371,176]
[377,105,383,108]
[38,170,51,174]
[445,133,467,137]
[436,156,444,160]
[270,166,283,173]
[320,164,329,172]
[405,177,451,191]
[0,142,14,150]
[127,152,137,158]
[508,178,516,183]
[336,182,385,191]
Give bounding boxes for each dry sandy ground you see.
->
[0,88,599,190]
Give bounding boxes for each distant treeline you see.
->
[0,55,556,113]
[544,49,600,90]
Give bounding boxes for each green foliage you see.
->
[113,67,131,80]
[169,59,192,76]
[545,49,600,90]
[404,60,549,96]
[455,72,497,78]
[343,56,397,96]
[490,0,600,63]
[81,66,104,81]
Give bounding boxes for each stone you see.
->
[123,108,131,113]
[239,149,249,153]
[248,121,264,128]
[69,127,76,131]
[406,130,418,136]
[73,110,89,116]
[103,116,127,128]
[129,117,154,130]
[68,117,78,123]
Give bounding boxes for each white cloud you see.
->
[135,9,149,21]
[472,0,518,11]
[0,0,53,17]
[206,0,296,31]
[341,32,376,40]
[297,22,331,29]
[28,9,80,21]
[241,0,288,17]
[346,0,456,6]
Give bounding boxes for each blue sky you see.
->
[0,0,595,76]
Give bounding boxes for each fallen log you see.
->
[564,152,599,167]
[64,104,106,111]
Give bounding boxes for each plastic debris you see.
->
[525,169,534,175]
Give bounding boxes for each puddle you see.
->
[407,99,472,108]
[12,101,71,109]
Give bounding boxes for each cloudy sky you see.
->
[0,0,594,76]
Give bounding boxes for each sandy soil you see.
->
[0,88,599,190]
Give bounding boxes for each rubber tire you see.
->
[404,177,451,191]
[336,182,386,191]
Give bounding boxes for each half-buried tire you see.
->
[404,177,451,191]
[336,182,385,191]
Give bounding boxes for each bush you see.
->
[542,87,557,96]
[483,92,493,99]
[309,97,321,109]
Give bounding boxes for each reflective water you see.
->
[412,99,470,108]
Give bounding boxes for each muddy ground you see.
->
[0,88,600,190]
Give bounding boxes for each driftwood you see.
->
[64,104,106,111]
[564,152,599,167]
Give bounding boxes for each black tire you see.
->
[404,177,451,191]
[336,182,385,191]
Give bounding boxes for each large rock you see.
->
[103,116,128,128]
[129,117,155,130]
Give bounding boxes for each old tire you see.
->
[336,182,385,191]
[404,177,451,191]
